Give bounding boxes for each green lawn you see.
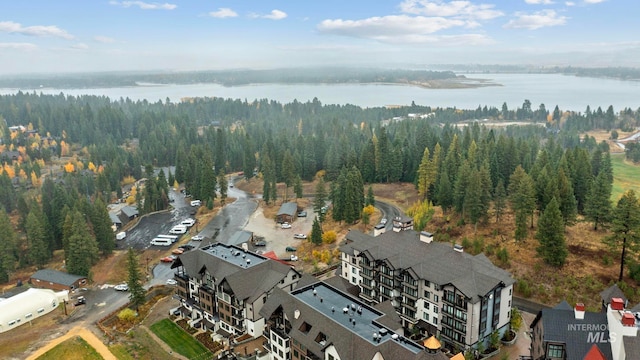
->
[149,319,211,359]
[37,336,103,360]
[611,153,640,202]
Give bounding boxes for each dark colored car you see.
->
[254,240,267,247]
[179,244,195,250]
[286,246,297,252]
[75,296,86,306]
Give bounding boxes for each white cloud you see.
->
[565,1,575,5]
[0,42,37,50]
[249,9,288,20]
[525,0,554,4]
[503,10,568,30]
[318,15,493,46]
[208,8,238,18]
[71,43,89,50]
[584,0,606,3]
[94,36,116,43]
[109,1,177,10]
[399,0,504,20]
[0,21,74,39]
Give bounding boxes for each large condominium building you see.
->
[260,279,453,360]
[339,227,515,352]
[172,242,301,338]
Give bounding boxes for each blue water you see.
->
[2,73,639,112]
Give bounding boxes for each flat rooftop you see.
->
[201,243,266,269]
[292,283,423,354]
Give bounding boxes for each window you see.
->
[424,280,430,287]
[424,291,431,299]
[434,306,438,314]
[424,301,429,310]
[434,294,439,302]
[433,318,437,325]
[352,277,356,283]
[299,322,313,334]
[423,313,429,321]
[328,355,335,360]
[352,267,356,273]
[548,344,564,358]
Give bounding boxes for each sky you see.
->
[0,0,635,75]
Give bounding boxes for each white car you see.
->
[281,223,292,229]
[191,235,204,241]
[290,255,299,261]
[166,279,177,286]
[294,233,307,239]
[380,218,388,225]
[170,225,187,234]
[114,283,129,291]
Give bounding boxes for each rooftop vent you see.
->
[379,328,388,336]
[246,259,251,264]
[391,334,399,340]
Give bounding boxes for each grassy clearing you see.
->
[36,336,103,360]
[149,319,211,359]
[109,327,175,360]
[611,153,640,202]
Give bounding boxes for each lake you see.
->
[2,73,640,112]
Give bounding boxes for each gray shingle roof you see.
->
[623,336,640,358]
[277,202,298,216]
[172,243,297,304]
[531,304,612,360]
[600,284,627,305]
[120,206,138,218]
[30,269,86,287]
[340,230,515,302]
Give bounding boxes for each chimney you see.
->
[420,231,433,244]
[622,313,636,327]
[454,244,464,253]
[611,297,625,311]
[575,303,585,320]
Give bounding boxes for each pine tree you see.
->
[310,217,322,245]
[127,247,146,311]
[536,197,567,267]
[218,169,228,204]
[91,197,115,256]
[584,170,612,230]
[0,209,17,282]
[294,175,303,199]
[64,210,99,277]
[508,166,536,241]
[26,209,50,266]
[314,177,327,221]
[493,178,507,222]
[605,190,640,281]
[366,186,375,207]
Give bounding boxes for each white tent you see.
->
[0,288,69,333]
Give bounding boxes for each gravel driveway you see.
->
[243,205,314,259]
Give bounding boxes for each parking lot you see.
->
[243,205,315,259]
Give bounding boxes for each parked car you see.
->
[254,240,267,247]
[178,244,195,250]
[169,225,187,235]
[294,233,307,239]
[380,218,388,225]
[281,222,292,229]
[166,279,177,286]
[114,283,129,291]
[286,246,297,252]
[290,255,299,261]
[160,256,174,263]
[172,248,184,255]
[297,211,307,217]
[74,296,86,306]
[190,200,201,207]
[191,235,204,241]
[181,218,196,227]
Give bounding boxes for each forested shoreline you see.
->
[0,91,640,281]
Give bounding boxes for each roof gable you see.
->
[30,269,85,287]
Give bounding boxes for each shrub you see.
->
[472,237,484,255]
[118,308,137,324]
[602,255,612,266]
[497,247,509,265]
[322,231,337,244]
[461,237,472,250]
[516,279,532,298]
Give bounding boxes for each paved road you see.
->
[374,200,404,232]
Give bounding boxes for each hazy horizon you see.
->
[1,0,637,75]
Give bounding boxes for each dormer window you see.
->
[299,322,312,334]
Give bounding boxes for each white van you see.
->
[150,238,172,246]
[181,218,196,227]
[116,231,126,240]
[190,200,201,207]
[169,225,187,235]
[157,234,179,243]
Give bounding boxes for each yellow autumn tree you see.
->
[60,140,69,156]
[18,169,27,180]
[97,164,104,173]
[30,171,40,187]
[322,230,337,244]
[88,161,96,172]
[3,163,15,178]
[64,162,75,173]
